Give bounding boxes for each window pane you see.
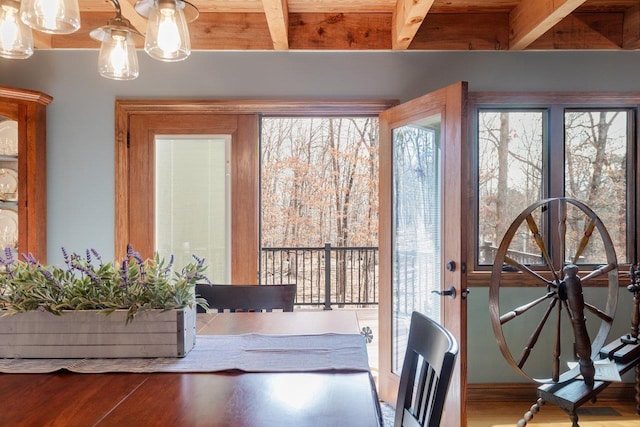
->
[564,110,629,264]
[477,111,544,265]
[391,118,441,375]
[155,136,230,282]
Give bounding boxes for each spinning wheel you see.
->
[489,197,618,385]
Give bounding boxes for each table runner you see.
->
[0,333,371,374]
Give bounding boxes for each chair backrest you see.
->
[394,311,459,427]
[195,284,296,313]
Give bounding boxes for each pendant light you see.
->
[0,0,33,59]
[135,0,198,62]
[20,0,80,35]
[89,0,142,81]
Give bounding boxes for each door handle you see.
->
[432,286,457,300]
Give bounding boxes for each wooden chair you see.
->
[394,311,459,427]
[195,284,296,313]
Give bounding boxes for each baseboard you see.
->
[468,382,637,403]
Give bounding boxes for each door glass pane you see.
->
[392,115,441,375]
[564,110,629,264]
[0,117,18,253]
[477,110,544,265]
[155,136,231,282]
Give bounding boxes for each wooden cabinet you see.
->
[0,86,52,262]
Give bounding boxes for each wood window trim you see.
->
[467,91,640,288]
[114,98,398,270]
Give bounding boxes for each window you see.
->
[477,110,544,265]
[155,135,231,282]
[473,94,636,277]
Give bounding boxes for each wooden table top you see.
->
[197,310,362,335]
[0,310,382,427]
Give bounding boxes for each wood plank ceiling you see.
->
[35,0,640,51]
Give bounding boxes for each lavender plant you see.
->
[0,245,210,323]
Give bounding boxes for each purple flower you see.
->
[0,248,15,277]
[62,247,73,272]
[39,267,61,288]
[70,257,99,282]
[120,259,130,287]
[90,248,103,265]
[21,252,38,265]
[2,247,15,265]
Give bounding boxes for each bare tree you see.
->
[261,117,379,248]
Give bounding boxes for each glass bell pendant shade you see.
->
[20,0,80,34]
[95,29,139,81]
[144,0,191,62]
[0,0,33,59]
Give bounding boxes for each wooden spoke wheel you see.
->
[489,198,618,384]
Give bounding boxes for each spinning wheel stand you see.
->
[487,197,639,427]
[519,266,640,427]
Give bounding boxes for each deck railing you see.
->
[479,242,542,265]
[260,243,378,309]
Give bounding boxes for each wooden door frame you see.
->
[378,82,468,426]
[114,99,396,281]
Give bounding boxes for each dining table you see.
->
[0,310,382,427]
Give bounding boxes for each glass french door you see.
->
[379,82,468,426]
[117,112,260,284]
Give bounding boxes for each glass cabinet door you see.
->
[0,116,18,253]
[0,86,52,261]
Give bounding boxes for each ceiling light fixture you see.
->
[0,0,33,59]
[90,0,143,81]
[20,0,80,35]
[0,0,200,80]
[134,0,198,62]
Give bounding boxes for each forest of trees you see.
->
[261,117,379,248]
[260,117,380,305]
[259,109,629,302]
[478,110,628,264]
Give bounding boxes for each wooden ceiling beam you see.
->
[392,0,436,50]
[289,13,390,49]
[528,13,623,49]
[623,4,640,49]
[261,0,289,49]
[120,0,148,36]
[509,0,588,50]
[32,32,53,50]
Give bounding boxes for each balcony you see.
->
[261,243,379,309]
[261,244,380,371]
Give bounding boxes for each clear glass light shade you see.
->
[144,0,191,62]
[0,1,33,59]
[20,0,80,34]
[96,29,139,81]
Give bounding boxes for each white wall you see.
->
[0,49,638,382]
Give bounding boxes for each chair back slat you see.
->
[195,284,296,313]
[395,311,458,427]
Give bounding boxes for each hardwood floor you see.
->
[467,399,639,426]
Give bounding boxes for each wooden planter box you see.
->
[0,305,196,358]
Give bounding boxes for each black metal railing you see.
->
[479,241,542,265]
[260,243,378,309]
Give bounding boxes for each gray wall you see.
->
[0,50,638,383]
